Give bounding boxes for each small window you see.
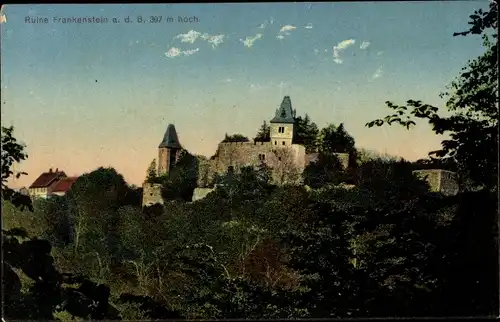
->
[282,141,285,145]
[274,141,277,145]
[278,157,282,161]
[258,153,266,161]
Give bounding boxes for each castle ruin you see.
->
[142,96,459,206]
[142,124,183,207]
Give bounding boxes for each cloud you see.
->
[304,23,313,29]
[258,21,268,29]
[277,24,297,40]
[313,48,320,55]
[372,66,383,79]
[377,51,384,56]
[332,39,356,64]
[165,47,200,58]
[202,34,225,48]
[360,41,370,50]
[240,33,263,48]
[165,47,182,58]
[223,78,233,83]
[174,30,225,49]
[280,25,296,33]
[183,48,200,56]
[249,83,263,91]
[175,30,202,43]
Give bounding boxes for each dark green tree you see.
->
[293,114,319,153]
[1,126,120,320]
[145,159,159,184]
[1,126,33,211]
[317,123,356,155]
[254,121,271,142]
[221,133,250,143]
[161,149,199,202]
[302,153,350,188]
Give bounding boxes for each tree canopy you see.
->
[221,133,250,143]
[366,1,498,190]
[3,3,498,320]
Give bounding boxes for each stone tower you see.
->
[270,96,296,146]
[158,124,182,176]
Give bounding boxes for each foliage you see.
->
[1,127,121,320]
[1,126,33,211]
[293,114,319,153]
[366,1,498,190]
[3,4,498,320]
[145,159,159,184]
[221,133,250,143]
[254,121,271,142]
[160,149,199,201]
[302,152,351,188]
[317,123,356,155]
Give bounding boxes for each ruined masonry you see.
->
[142,124,182,207]
[142,96,458,207]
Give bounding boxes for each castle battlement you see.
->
[218,141,255,146]
[145,96,353,203]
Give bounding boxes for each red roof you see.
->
[51,177,79,193]
[29,171,67,188]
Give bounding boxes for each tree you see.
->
[302,152,350,188]
[293,114,319,153]
[1,126,120,320]
[1,126,33,211]
[254,121,271,142]
[366,1,498,190]
[221,133,250,143]
[160,149,199,202]
[145,159,159,184]
[64,166,140,281]
[317,123,356,155]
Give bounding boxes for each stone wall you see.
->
[438,170,459,196]
[142,183,164,207]
[192,187,215,202]
[413,169,459,196]
[197,141,307,187]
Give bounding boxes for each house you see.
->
[51,176,79,196]
[28,168,67,199]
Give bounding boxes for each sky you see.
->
[0,2,490,188]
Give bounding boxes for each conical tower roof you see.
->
[159,124,182,149]
[270,96,296,124]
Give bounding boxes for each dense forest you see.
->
[2,2,498,320]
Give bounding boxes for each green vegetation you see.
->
[221,133,250,143]
[2,3,498,320]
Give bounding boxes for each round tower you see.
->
[158,124,182,176]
